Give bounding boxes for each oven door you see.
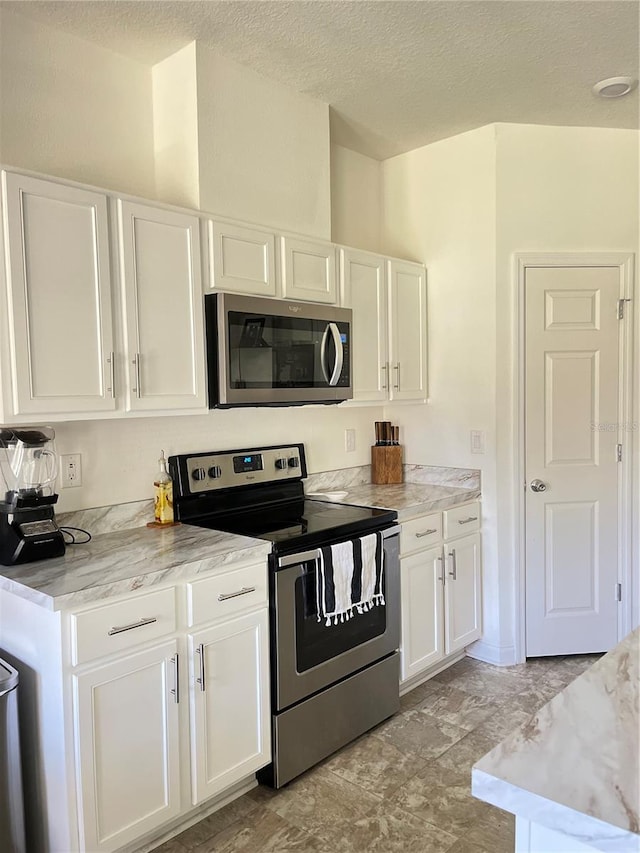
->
[272,526,400,712]
[206,292,352,407]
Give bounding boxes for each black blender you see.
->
[0,426,66,566]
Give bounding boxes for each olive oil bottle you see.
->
[154,450,174,524]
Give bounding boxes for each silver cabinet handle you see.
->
[196,643,206,691]
[416,528,438,538]
[108,616,157,636]
[106,351,115,398]
[218,586,256,601]
[393,362,400,390]
[170,653,180,704]
[381,362,389,390]
[458,516,478,525]
[132,352,142,398]
[437,555,445,584]
[448,549,457,580]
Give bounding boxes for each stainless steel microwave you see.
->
[205,293,353,407]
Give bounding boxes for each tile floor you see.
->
[153,654,599,853]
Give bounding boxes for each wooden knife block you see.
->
[371,445,403,485]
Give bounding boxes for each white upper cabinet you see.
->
[280,236,337,304]
[340,251,427,404]
[1,171,116,417]
[388,259,428,401]
[208,220,277,297]
[340,249,388,402]
[117,200,206,411]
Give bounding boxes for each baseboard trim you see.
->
[466,640,517,666]
[121,775,258,853]
[399,651,466,695]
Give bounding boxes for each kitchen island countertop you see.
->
[472,627,640,852]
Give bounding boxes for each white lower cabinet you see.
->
[189,610,270,805]
[444,532,482,655]
[400,503,482,685]
[74,641,182,852]
[0,559,271,853]
[401,545,445,679]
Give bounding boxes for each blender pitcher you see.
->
[0,427,59,504]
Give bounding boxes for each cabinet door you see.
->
[189,610,270,805]
[1,171,116,415]
[208,220,277,296]
[400,545,445,682]
[73,641,181,852]
[340,249,388,402]
[280,236,337,303]
[444,533,482,654]
[118,200,206,411]
[387,260,428,401]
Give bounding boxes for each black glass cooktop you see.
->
[184,498,397,554]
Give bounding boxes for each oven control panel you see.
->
[171,445,306,494]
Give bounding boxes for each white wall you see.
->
[494,123,640,645]
[381,122,640,662]
[331,144,382,252]
[195,47,331,239]
[152,42,200,209]
[0,8,156,199]
[52,405,382,513]
[381,125,503,658]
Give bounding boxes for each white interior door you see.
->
[525,265,622,656]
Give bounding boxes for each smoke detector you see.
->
[592,77,638,98]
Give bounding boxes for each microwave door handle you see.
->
[320,324,331,384]
[324,322,343,387]
[329,323,344,386]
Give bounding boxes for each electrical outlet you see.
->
[345,429,356,453]
[61,453,82,488]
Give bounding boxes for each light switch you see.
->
[470,430,485,454]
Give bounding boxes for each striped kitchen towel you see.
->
[316,532,385,626]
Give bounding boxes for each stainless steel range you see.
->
[169,443,400,787]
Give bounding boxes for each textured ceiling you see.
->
[3,0,638,159]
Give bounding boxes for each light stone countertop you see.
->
[0,524,270,612]
[0,478,479,612]
[316,482,480,521]
[472,627,640,852]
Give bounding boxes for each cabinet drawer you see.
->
[71,588,176,665]
[401,513,442,554]
[187,562,268,627]
[443,502,481,540]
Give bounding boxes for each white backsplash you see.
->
[58,464,480,536]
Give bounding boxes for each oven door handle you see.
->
[278,549,321,569]
[276,525,401,569]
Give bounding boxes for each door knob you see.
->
[530,479,547,493]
